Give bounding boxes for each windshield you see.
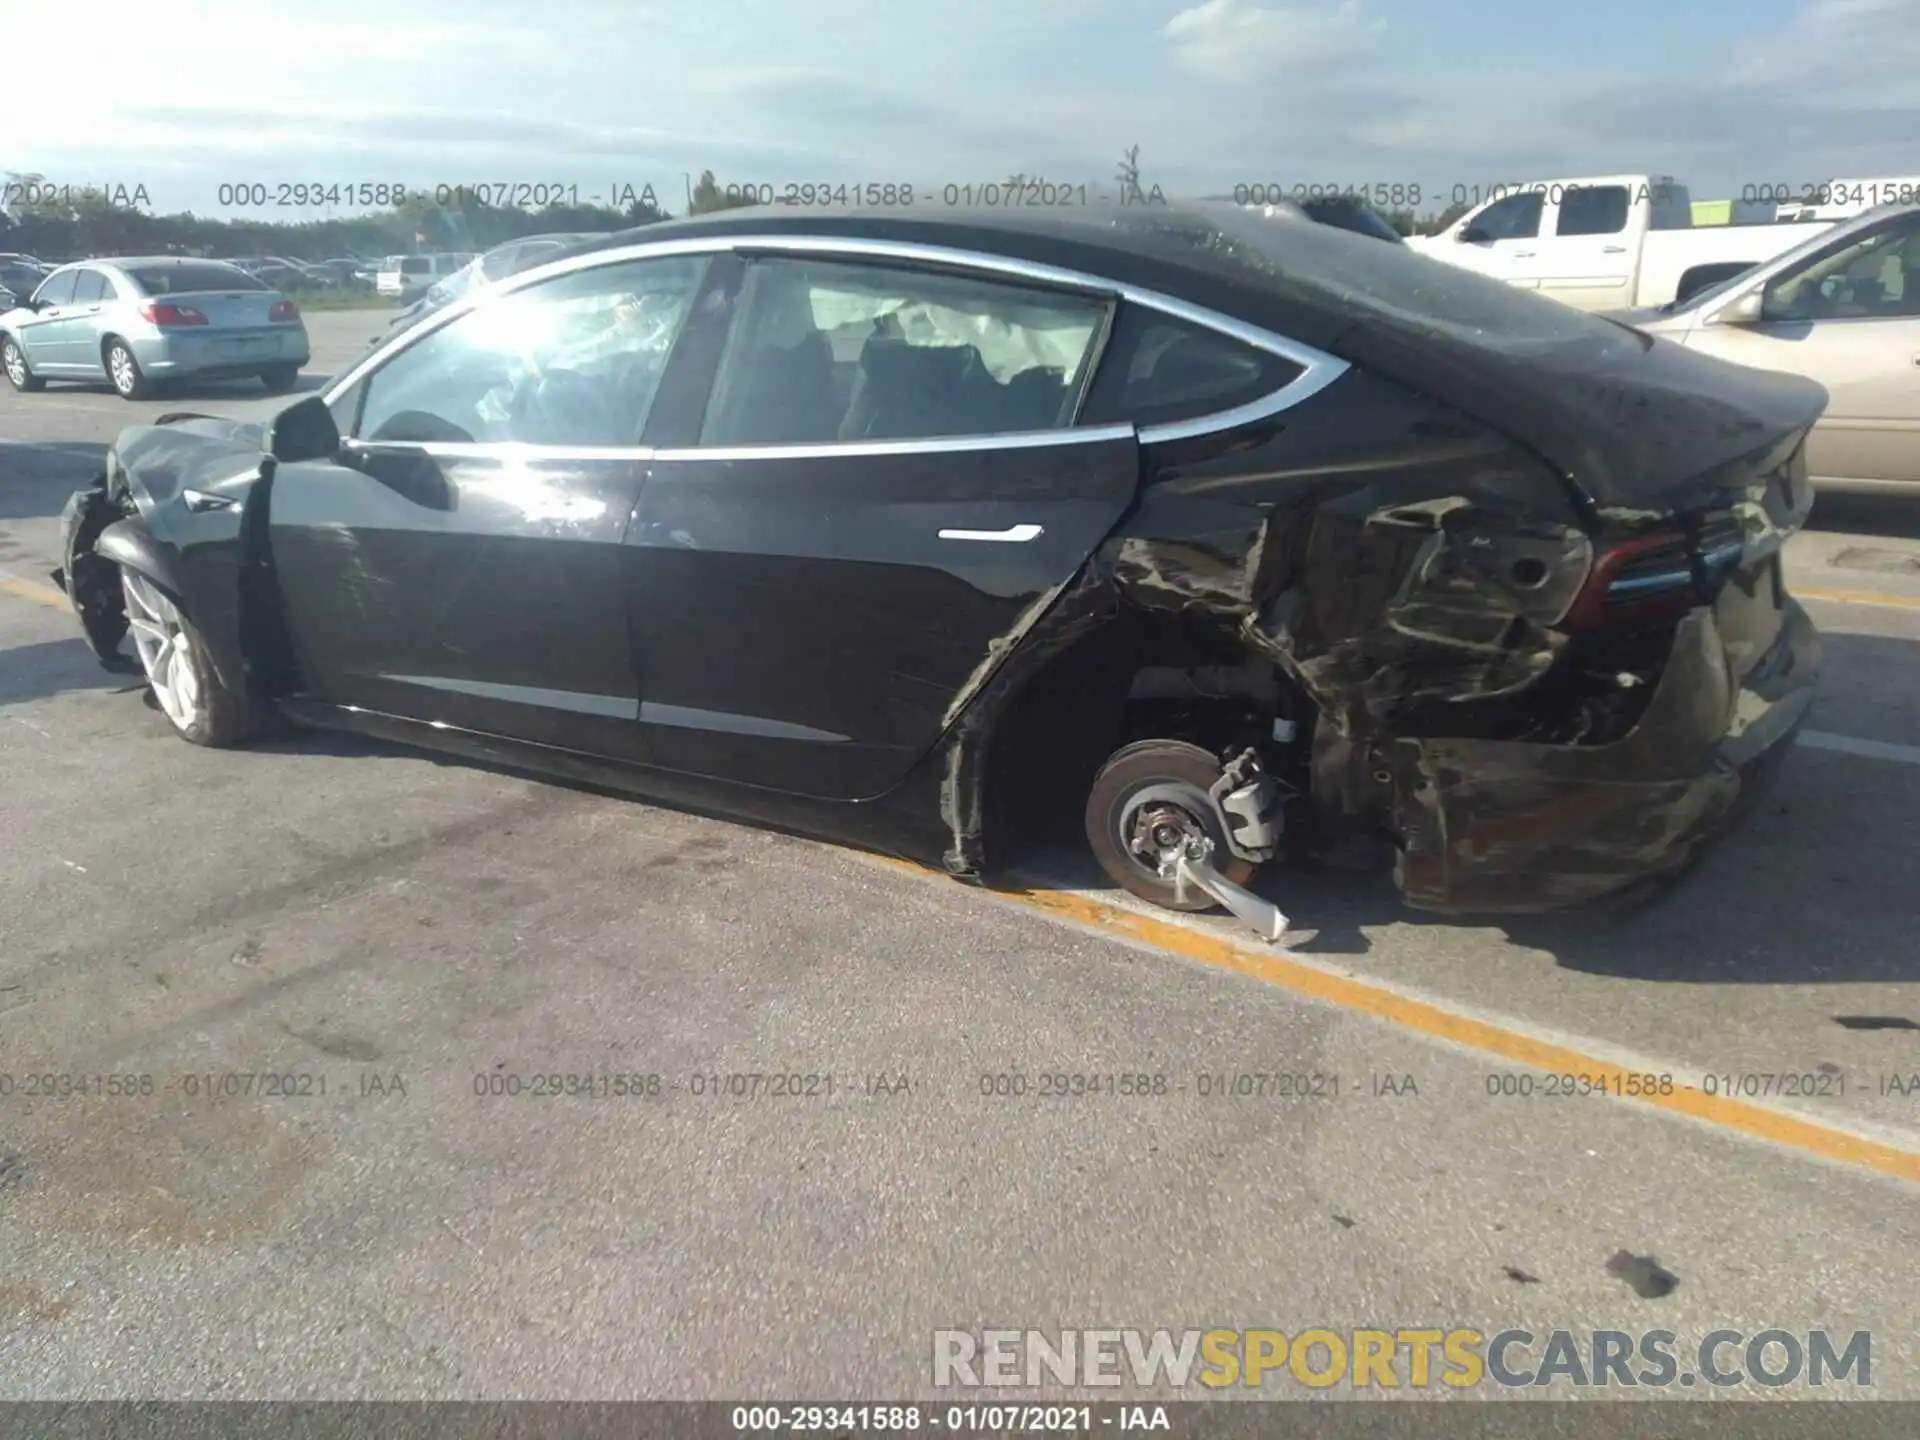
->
[1662,206,1911,314]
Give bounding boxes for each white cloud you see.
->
[1161,0,1383,83]
[4,0,1917,218]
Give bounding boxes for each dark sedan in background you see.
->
[50,204,1822,938]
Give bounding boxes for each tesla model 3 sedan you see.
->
[2,257,311,398]
[49,203,1823,932]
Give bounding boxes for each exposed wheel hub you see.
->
[1122,791,1213,877]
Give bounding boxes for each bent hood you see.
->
[1330,319,1828,513]
[111,415,271,515]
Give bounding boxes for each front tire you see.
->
[1084,738,1258,912]
[2,337,44,392]
[258,363,300,393]
[105,338,150,400]
[121,570,266,747]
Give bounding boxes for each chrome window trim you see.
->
[323,233,1351,455]
[342,438,656,463]
[652,423,1135,463]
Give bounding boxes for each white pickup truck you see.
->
[1404,174,1835,311]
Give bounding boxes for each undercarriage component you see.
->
[1174,846,1288,943]
[1208,746,1286,863]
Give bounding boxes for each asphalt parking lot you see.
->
[2,310,1919,1404]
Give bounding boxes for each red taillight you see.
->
[269,299,299,323]
[140,301,207,326]
[1561,531,1695,631]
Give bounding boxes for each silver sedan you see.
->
[0,256,311,400]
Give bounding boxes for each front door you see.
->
[17,268,78,371]
[1449,192,1548,290]
[269,250,713,757]
[1691,212,1920,484]
[625,251,1139,801]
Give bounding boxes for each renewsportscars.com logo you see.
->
[932,1328,1872,1391]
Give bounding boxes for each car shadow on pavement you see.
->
[0,637,138,708]
[1807,492,1920,543]
[0,441,108,522]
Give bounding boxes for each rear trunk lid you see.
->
[160,289,289,330]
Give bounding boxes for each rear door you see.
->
[623,249,1136,801]
[270,250,712,756]
[1689,211,1920,484]
[1535,183,1636,310]
[57,267,112,369]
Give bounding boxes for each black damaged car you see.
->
[52,202,1824,939]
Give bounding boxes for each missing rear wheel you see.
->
[1084,738,1256,912]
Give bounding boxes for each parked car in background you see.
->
[315,258,375,290]
[1610,203,1920,494]
[48,203,1823,936]
[1245,195,1404,244]
[1,256,310,399]
[0,259,50,311]
[375,253,468,301]
[387,232,607,332]
[1407,174,1835,310]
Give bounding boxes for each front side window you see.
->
[1079,306,1305,429]
[1469,193,1544,241]
[698,257,1108,446]
[33,270,79,307]
[1556,185,1629,237]
[1764,217,1920,320]
[354,254,708,448]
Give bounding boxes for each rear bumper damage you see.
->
[1388,587,1819,914]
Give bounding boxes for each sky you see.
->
[5,0,1919,221]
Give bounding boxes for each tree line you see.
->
[2,153,1464,262]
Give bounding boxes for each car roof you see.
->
[75,256,249,269]
[548,203,1381,350]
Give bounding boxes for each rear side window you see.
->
[1079,306,1305,430]
[69,270,109,303]
[127,263,262,295]
[1557,185,1629,237]
[401,258,431,275]
[699,258,1107,446]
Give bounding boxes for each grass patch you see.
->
[290,290,401,312]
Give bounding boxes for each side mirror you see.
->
[1458,225,1491,244]
[267,393,340,463]
[1708,290,1766,326]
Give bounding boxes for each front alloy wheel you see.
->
[2,337,43,392]
[121,570,265,746]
